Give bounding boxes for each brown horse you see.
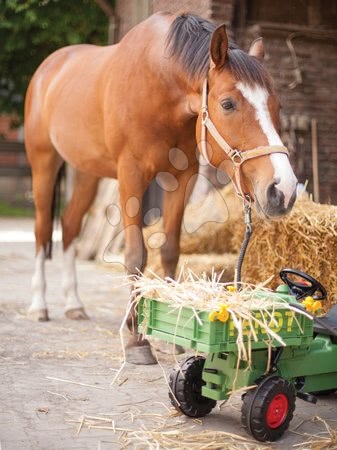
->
[24,13,297,364]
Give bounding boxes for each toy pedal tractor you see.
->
[138,269,337,442]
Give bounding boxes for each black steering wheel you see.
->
[279,268,327,301]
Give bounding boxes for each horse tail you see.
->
[47,163,65,259]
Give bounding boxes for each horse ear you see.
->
[249,37,265,60]
[210,24,228,68]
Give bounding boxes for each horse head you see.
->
[196,25,298,218]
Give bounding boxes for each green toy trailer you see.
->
[138,269,337,442]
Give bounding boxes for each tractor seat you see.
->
[313,305,337,342]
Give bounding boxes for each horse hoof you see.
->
[125,344,157,365]
[28,309,49,322]
[65,307,90,320]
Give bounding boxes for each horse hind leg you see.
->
[61,171,99,320]
[29,154,63,321]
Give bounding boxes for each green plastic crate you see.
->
[138,294,313,353]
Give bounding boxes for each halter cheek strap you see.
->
[200,78,289,201]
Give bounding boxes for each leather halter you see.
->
[200,78,289,201]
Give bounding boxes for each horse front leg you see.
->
[118,164,157,365]
[160,163,199,279]
[153,163,199,356]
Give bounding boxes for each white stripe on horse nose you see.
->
[236,82,298,209]
[271,153,298,208]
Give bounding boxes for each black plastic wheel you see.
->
[168,355,216,417]
[241,376,296,442]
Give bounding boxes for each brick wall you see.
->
[152,0,234,24]
[208,0,234,26]
[260,32,337,203]
[151,0,210,17]
[0,140,30,205]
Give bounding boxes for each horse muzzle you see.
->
[256,179,298,218]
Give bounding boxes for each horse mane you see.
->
[166,13,273,92]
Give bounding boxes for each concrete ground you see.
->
[0,218,336,450]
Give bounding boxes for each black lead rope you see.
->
[235,202,252,289]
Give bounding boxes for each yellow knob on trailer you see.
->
[227,285,236,293]
[303,296,314,312]
[218,304,229,322]
[208,311,218,322]
[312,300,322,313]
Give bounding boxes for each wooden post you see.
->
[93,0,117,44]
[311,118,320,203]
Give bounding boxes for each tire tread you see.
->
[241,376,296,442]
[169,356,216,418]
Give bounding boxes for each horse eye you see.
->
[221,98,236,111]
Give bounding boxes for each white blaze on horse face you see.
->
[30,248,47,312]
[236,82,297,208]
[62,242,84,311]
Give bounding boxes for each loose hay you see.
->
[46,376,106,390]
[69,411,268,449]
[69,411,337,450]
[133,268,311,366]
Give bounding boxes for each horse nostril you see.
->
[267,181,276,200]
[267,181,284,209]
[263,177,297,217]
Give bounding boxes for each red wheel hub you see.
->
[266,394,289,429]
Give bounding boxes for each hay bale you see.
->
[143,185,242,255]
[144,186,239,281]
[145,186,336,305]
[147,252,236,282]
[234,197,337,306]
[182,184,242,254]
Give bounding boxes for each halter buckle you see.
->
[229,149,243,165]
[243,197,252,232]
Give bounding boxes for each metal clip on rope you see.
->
[235,198,253,289]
